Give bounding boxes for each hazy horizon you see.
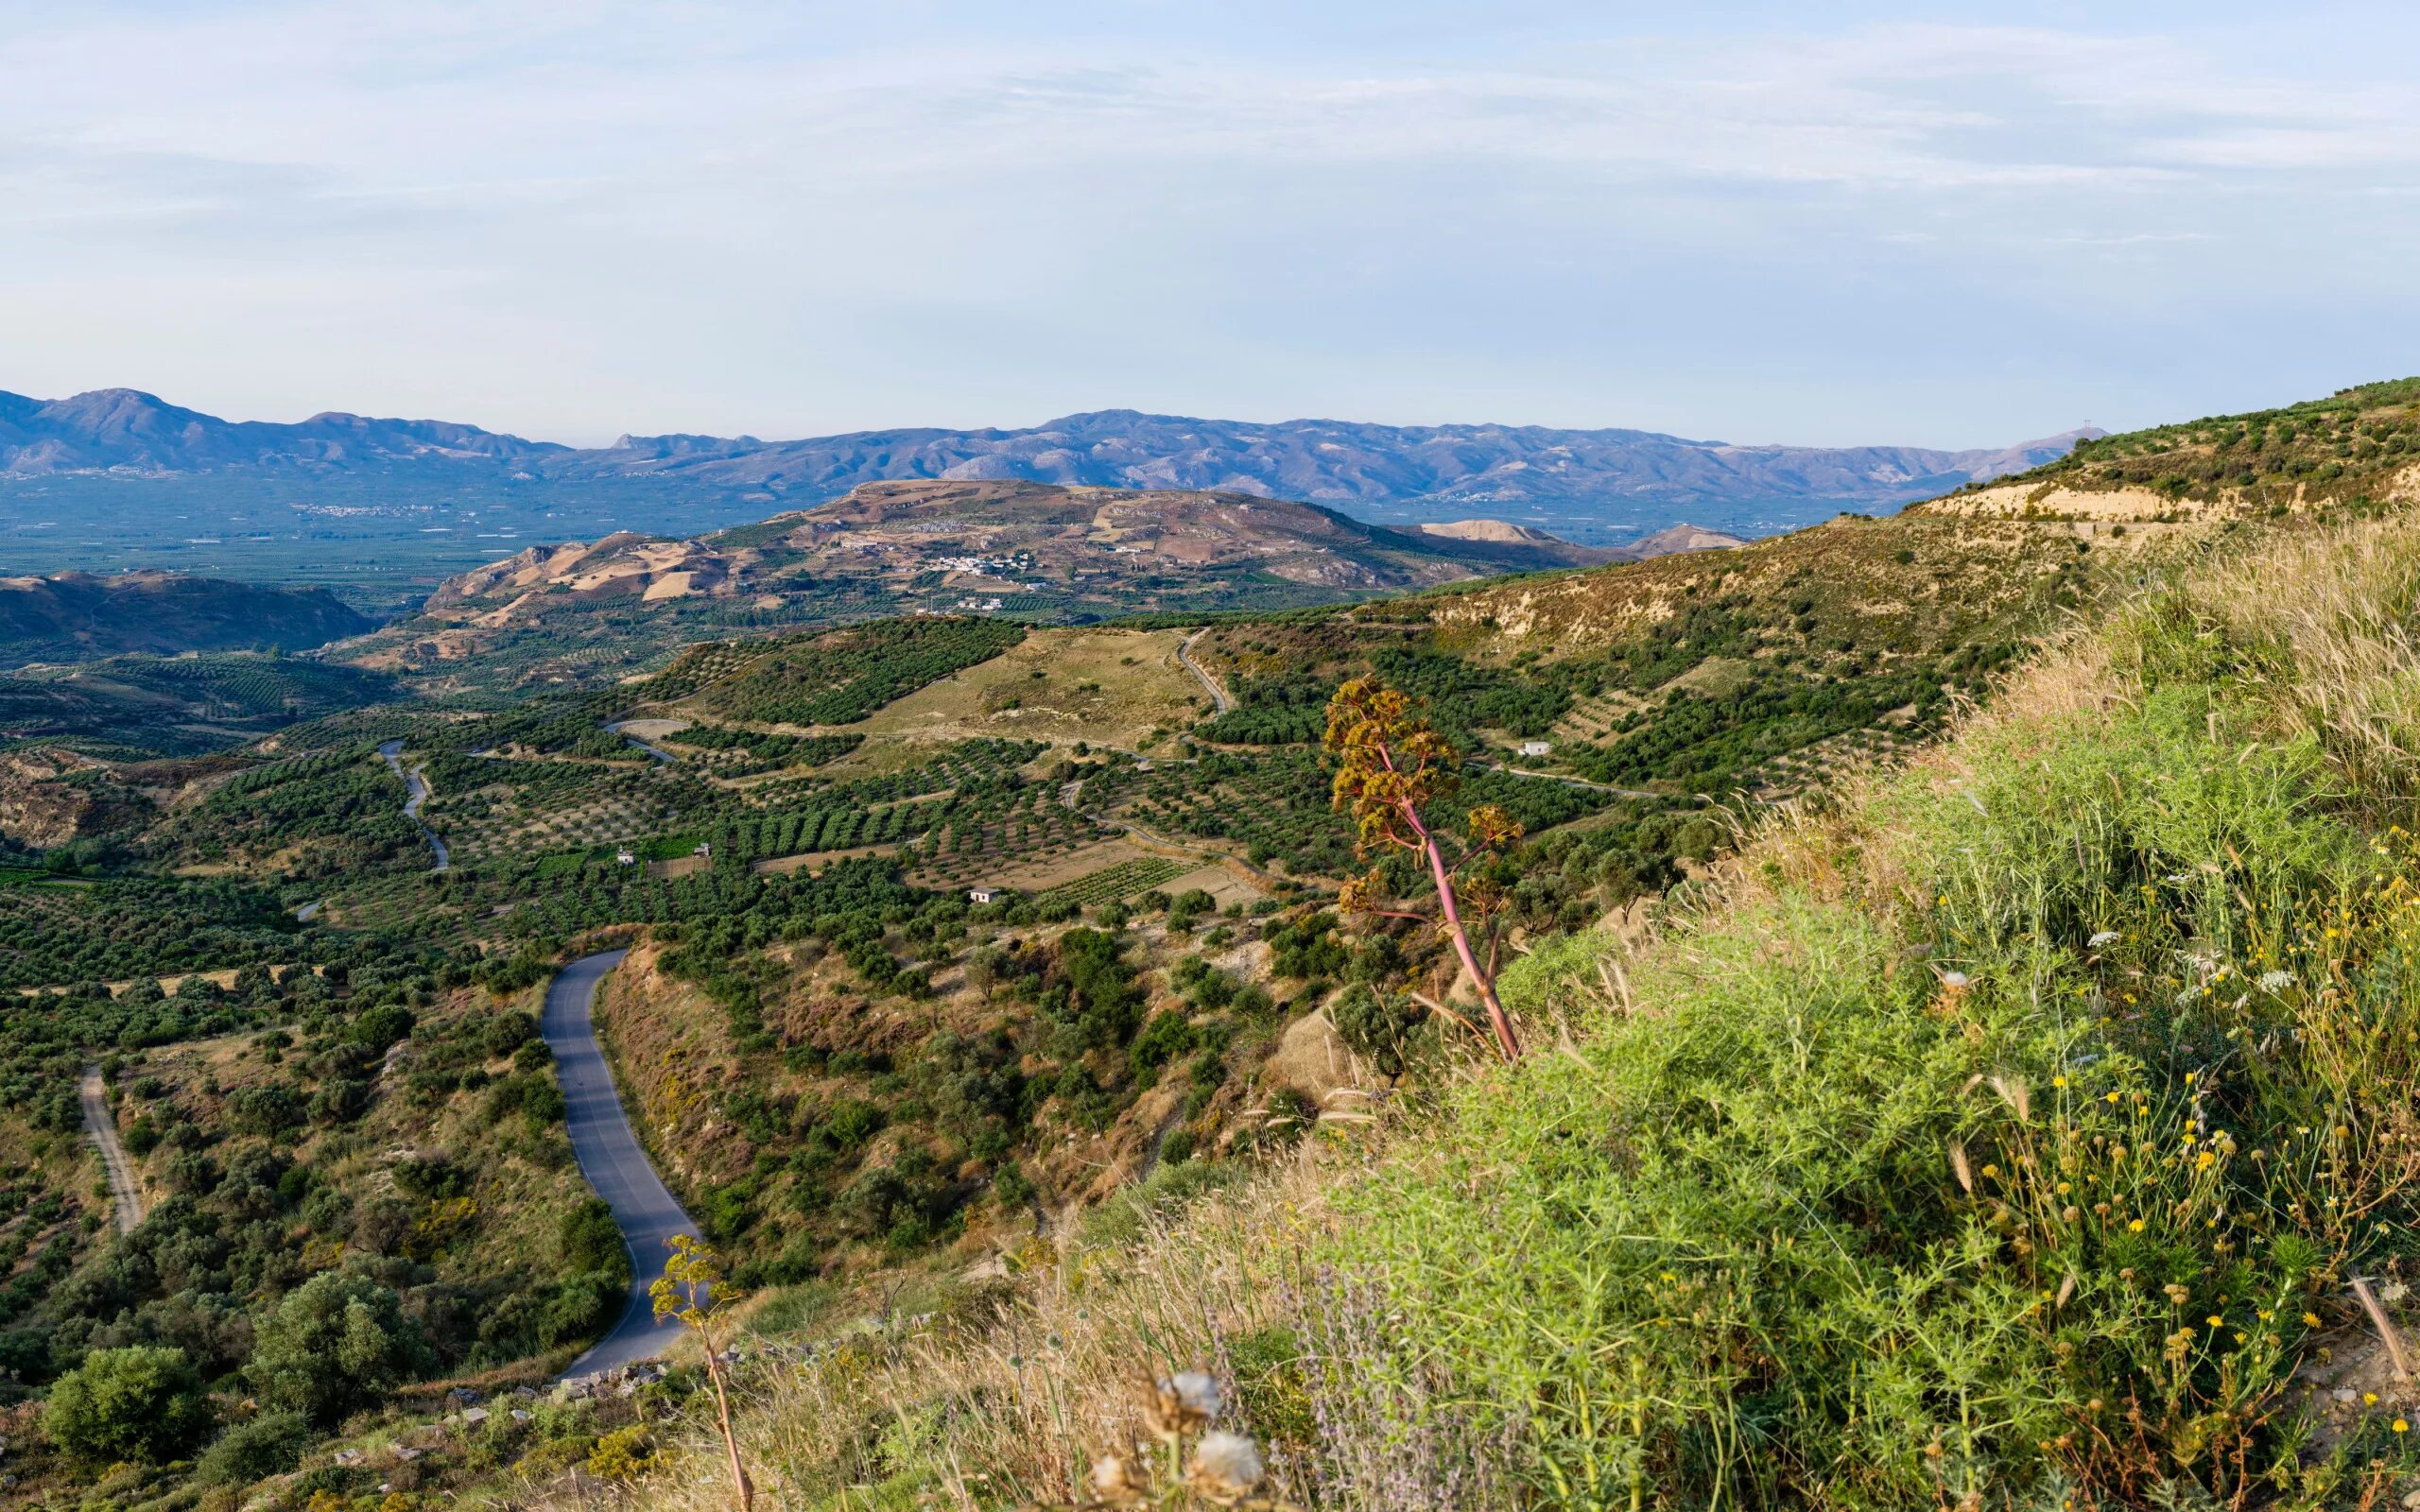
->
[6,1,2417,450]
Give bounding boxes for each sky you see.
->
[2,1,2417,449]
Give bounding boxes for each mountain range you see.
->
[0,387,2097,540]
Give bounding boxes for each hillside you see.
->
[0,571,372,668]
[555,508,2420,1512]
[5,383,2411,1512]
[342,480,1619,690]
[1927,374,2420,522]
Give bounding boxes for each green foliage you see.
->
[195,1410,315,1486]
[701,617,1025,727]
[246,1271,435,1425]
[1322,580,2414,1507]
[42,1345,212,1463]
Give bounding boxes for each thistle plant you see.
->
[651,1233,754,1511]
[1035,1371,1300,1510]
[1323,676,1525,1061]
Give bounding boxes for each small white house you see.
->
[1519,740,1553,758]
[693,841,713,858]
[614,848,636,865]
[968,886,1000,904]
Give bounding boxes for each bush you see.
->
[43,1345,211,1463]
[247,1272,434,1425]
[196,1409,315,1486]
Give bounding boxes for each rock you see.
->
[511,1409,534,1423]
[393,1445,424,1463]
[461,1407,490,1427]
[1268,1008,1358,1107]
[334,1449,363,1466]
[448,1385,483,1404]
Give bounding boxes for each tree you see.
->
[43,1345,212,1463]
[247,1272,433,1425]
[1323,677,1524,1061]
[652,1235,754,1510]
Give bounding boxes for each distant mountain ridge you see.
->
[0,388,2098,535]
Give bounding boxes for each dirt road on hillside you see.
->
[80,1064,143,1233]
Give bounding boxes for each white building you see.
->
[1519,740,1553,758]
[968,886,1000,904]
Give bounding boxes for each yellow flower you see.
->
[2304,1312,2322,1327]
[2128,1219,2146,1232]
[2206,1314,2223,1328]
[2397,1419,2411,1435]
[2106,1091,2122,1104]
[2365,1393,2379,1405]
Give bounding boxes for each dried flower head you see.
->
[1145,1370,1221,1439]
[1187,1431,1267,1503]
[1088,1451,1144,1504]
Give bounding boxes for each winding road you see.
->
[544,950,700,1377]
[379,739,452,870]
[1176,629,1234,714]
[80,1064,144,1234]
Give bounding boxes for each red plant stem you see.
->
[1402,795,1522,1062]
[700,1333,755,1510]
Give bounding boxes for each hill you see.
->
[1925,374,2420,522]
[0,571,372,668]
[345,480,1618,689]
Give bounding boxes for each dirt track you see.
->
[80,1064,144,1234]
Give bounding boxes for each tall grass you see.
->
[586,522,2420,1511]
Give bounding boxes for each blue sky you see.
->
[3,1,2416,447]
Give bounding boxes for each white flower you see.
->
[1189,1431,1267,1501]
[2087,931,2120,949]
[2258,971,2292,992]
[1938,971,1970,990]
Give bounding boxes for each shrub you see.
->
[196,1409,315,1486]
[247,1272,434,1425]
[43,1345,211,1463]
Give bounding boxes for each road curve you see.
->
[544,950,700,1377]
[80,1064,144,1234]
[378,739,452,870]
[1176,629,1235,714]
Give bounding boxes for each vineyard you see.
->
[1035,855,1188,908]
[697,617,1025,727]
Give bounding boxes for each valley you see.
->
[0,379,2415,1508]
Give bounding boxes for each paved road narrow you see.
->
[79,1064,144,1234]
[378,739,452,870]
[543,950,700,1376]
[1176,627,1235,713]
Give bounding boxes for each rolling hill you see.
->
[344,481,1630,688]
[0,570,372,668]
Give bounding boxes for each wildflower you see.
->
[2206,1314,2223,1328]
[1940,970,1970,990]
[1188,1432,1267,1503]
[2088,929,2120,948]
[2398,1419,2411,1435]
[2304,1312,2322,1327]
[2052,1074,2067,1088]
[2365,1393,2379,1406]
[2129,1219,2146,1232]
[2105,1091,2122,1104]
[2258,970,2292,992]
